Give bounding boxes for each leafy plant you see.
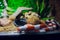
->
[37,0,51,18]
[0,0,51,19]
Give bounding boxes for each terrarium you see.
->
[0,0,60,35]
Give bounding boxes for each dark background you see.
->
[49,0,60,23]
[0,34,60,40]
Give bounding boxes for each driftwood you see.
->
[0,7,32,32]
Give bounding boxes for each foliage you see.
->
[0,0,51,18]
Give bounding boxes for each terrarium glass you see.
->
[0,0,59,35]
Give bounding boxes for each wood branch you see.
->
[9,7,32,20]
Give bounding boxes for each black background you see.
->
[0,33,60,40]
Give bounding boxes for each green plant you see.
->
[0,0,51,19]
[37,0,51,18]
